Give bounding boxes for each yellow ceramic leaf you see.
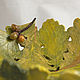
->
[58,69,80,80]
[27,65,49,80]
[48,69,80,80]
[62,18,80,68]
[17,29,53,70]
[39,19,69,70]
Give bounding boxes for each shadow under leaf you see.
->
[0,60,27,80]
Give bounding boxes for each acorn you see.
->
[9,18,36,43]
[10,32,19,40]
[17,34,25,43]
[11,24,20,32]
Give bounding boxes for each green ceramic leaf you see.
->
[5,26,12,35]
[0,30,21,64]
[39,19,69,70]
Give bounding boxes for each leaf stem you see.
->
[19,18,36,34]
